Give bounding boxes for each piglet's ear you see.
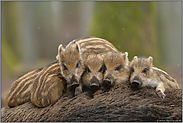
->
[124,52,130,67]
[123,52,129,61]
[58,44,65,57]
[56,55,59,60]
[76,42,82,56]
[148,56,153,66]
[133,56,138,60]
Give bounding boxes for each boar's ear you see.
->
[148,56,153,66]
[56,55,59,60]
[133,56,138,60]
[58,44,65,57]
[123,52,129,61]
[75,42,82,56]
[123,52,130,68]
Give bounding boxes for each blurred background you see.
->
[1,1,182,107]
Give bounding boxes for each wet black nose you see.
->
[103,74,114,87]
[90,76,99,88]
[132,81,140,87]
[131,76,141,87]
[103,78,111,86]
[103,78,113,87]
[70,75,79,88]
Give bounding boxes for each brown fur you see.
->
[6,37,118,108]
[130,56,180,98]
[82,54,104,87]
[75,54,104,95]
[6,68,43,108]
[6,60,66,108]
[103,52,130,87]
[57,37,118,95]
[31,61,66,107]
[58,43,84,91]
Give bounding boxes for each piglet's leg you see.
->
[156,84,166,99]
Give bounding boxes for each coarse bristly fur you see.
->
[103,52,130,87]
[6,67,43,108]
[6,37,119,108]
[31,61,67,108]
[75,54,105,96]
[129,56,180,98]
[6,60,66,108]
[57,42,84,92]
[57,37,118,96]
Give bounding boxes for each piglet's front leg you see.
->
[156,84,166,99]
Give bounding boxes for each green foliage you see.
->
[89,1,162,68]
[2,33,19,79]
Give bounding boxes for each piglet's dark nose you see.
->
[132,81,140,87]
[103,74,114,87]
[131,76,141,87]
[70,75,79,89]
[103,78,111,86]
[90,76,99,88]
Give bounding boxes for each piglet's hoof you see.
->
[157,90,166,99]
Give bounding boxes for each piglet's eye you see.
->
[104,64,107,71]
[115,65,122,71]
[76,61,80,68]
[62,64,68,70]
[98,66,103,72]
[86,67,91,73]
[142,68,148,74]
[131,67,134,73]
